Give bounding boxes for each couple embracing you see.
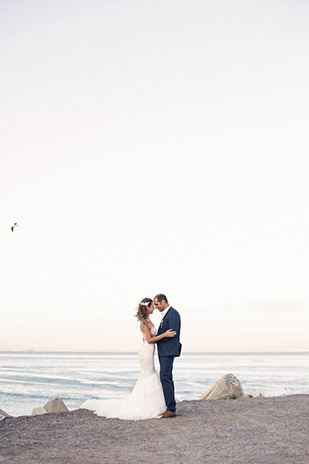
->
[82,294,181,420]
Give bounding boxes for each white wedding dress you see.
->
[81,327,166,420]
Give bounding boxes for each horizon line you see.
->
[1,350,308,354]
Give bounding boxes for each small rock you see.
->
[43,397,69,413]
[32,407,48,416]
[0,408,10,420]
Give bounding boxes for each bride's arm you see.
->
[142,324,176,344]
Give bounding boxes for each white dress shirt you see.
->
[159,305,171,326]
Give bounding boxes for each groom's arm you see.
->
[168,311,180,334]
[158,311,180,343]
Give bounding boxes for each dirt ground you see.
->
[0,395,308,464]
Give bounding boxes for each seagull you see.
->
[11,222,18,232]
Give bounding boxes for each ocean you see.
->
[0,351,308,417]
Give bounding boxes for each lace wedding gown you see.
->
[81,326,166,420]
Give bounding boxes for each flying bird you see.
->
[11,222,18,232]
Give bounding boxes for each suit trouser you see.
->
[159,355,176,412]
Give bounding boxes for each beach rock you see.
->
[32,407,48,416]
[43,397,69,413]
[200,373,244,400]
[0,408,10,421]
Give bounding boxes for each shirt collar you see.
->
[160,305,171,320]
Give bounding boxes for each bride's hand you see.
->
[165,329,176,338]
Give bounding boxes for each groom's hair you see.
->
[154,294,168,304]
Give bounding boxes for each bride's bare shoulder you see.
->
[140,322,146,332]
[140,322,154,335]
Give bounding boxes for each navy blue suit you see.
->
[156,307,181,412]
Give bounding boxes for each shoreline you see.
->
[0,391,302,420]
[1,389,307,419]
[1,395,308,464]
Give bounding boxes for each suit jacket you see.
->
[156,307,182,357]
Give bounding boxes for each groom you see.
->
[154,294,181,418]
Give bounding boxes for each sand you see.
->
[0,394,308,464]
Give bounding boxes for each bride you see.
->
[81,297,176,420]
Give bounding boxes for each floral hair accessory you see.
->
[140,301,150,306]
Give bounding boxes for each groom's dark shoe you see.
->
[161,411,176,418]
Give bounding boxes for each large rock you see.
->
[0,408,10,420]
[200,373,244,400]
[43,397,69,413]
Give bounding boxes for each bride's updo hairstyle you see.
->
[135,298,152,327]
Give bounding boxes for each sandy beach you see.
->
[1,394,308,464]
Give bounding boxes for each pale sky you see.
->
[1,0,309,352]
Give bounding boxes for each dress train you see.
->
[81,329,166,420]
